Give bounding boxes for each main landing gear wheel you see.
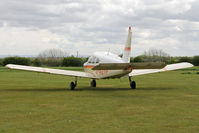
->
[130,81,136,89]
[70,77,77,90]
[129,77,136,89]
[90,79,96,87]
[70,82,76,90]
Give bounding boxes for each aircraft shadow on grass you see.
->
[0,87,175,92]
[79,87,175,91]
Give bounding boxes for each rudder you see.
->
[122,27,132,63]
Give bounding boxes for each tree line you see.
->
[0,48,199,66]
[0,56,87,67]
[1,56,199,67]
[132,56,199,66]
[131,48,199,66]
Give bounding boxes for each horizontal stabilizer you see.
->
[92,62,166,70]
[92,63,132,70]
[132,62,166,69]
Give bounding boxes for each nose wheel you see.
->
[90,79,96,87]
[129,77,136,89]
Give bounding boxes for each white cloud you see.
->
[0,0,198,57]
[0,25,71,55]
[142,0,195,14]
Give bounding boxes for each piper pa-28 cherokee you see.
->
[6,27,193,90]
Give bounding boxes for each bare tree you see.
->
[143,48,170,62]
[144,48,169,57]
[38,48,68,66]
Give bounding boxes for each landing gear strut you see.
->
[90,79,96,87]
[129,77,136,89]
[70,77,77,90]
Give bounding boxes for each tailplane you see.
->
[122,27,132,63]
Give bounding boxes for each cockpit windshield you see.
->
[87,56,100,64]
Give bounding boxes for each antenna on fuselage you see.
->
[76,51,79,57]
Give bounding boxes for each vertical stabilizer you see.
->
[122,27,132,63]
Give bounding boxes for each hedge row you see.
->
[2,57,31,66]
[131,56,199,66]
[0,56,87,67]
[0,59,3,66]
[62,57,86,66]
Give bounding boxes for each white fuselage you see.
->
[83,52,132,79]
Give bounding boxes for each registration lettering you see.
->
[95,70,108,75]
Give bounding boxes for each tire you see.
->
[90,80,96,87]
[70,82,75,90]
[130,81,136,89]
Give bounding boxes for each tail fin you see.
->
[122,27,132,63]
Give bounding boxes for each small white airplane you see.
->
[6,27,193,90]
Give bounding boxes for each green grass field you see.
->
[0,66,199,133]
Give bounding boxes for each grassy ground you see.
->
[0,66,199,133]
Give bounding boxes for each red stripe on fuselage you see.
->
[84,65,95,69]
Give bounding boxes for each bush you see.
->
[130,57,134,63]
[178,56,193,63]
[193,56,199,66]
[133,56,144,62]
[32,58,41,66]
[39,59,62,66]
[166,57,177,64]
[3,57,31,66]
[82,57,88,63]
[0,59,3,66]
[62,57,84,67]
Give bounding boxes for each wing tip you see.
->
[183,62,194,67]
[5,64,11,68]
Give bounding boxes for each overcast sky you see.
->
[0,0,199,57]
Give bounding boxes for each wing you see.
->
[129,62,194,76]
[6,64,94,78]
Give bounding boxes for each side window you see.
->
[96,58,99,63]
[91,57,95,64]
